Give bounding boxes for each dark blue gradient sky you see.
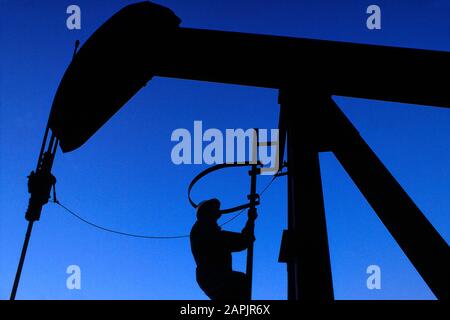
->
[1,0,449,299]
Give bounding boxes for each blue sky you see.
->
[0,0,449,299]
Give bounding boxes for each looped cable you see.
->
[52,167,282,239]
[188,162,262,214]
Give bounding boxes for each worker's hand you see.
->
[248,207,258,221]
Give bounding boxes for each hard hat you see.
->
[196,198,221,220]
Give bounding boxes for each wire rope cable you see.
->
[52,175,278,239]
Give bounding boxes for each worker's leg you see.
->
[198,271,249,300]
[224,271,250,300]
[196,272,225,300]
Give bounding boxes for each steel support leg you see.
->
[279,89,334,300]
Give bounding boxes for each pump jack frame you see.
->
[278,88,449,300]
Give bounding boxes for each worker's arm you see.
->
[220,208,257,252]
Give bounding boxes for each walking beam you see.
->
[48,2,450,153]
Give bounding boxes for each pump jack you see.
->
[11,2,449,300]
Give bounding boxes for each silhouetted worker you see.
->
[190,198,257,300]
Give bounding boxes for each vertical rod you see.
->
[246,163,258,299]
[10,133,58,300]
[246,128,259,299]
[36,126,49,171]
[281,88,334,301]
[10,41,75,300]
[10,221,34,300]
[47,134,55,155]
